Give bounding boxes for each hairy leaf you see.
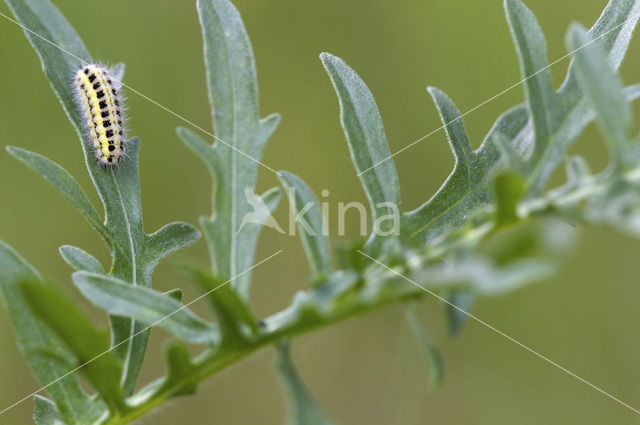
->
[0,241,105,424]
[568,23,634,164]
[19,279,127,415]
[505,0,558,158]
[34,396,63,425]
[279,171,333,279]
[182,265,258,344]
[163,342,199,396]
[72,272,219,345]
[59,245,104,274]
[191,0,281,300]
[6,0,200,394]
[321,52,400,253]
[405,0,640,239]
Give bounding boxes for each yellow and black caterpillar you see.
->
[74,64,126,166]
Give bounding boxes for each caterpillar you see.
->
[73,64,126,166]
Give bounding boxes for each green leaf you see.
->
[59,245,104,274]
[443,292,475,336]
[275,340,336,425]
[404,302,444,394]
[165,288,184,302]
[567,23,634,164]
[0,241,105,425]
[427,87,474,183]
[142,222,201,279]
[19,278,127,415]
[191,0,281,301]
[72,272,218,345]
[320,52,400,253]
[494,172,526,226]
[177,127,219,179]
[525,0,640,194]
[182,265,258,344]
[34,396,63,425]
[505,0,558,158]
[405,0,640,239]
[493,132,529,175]
[403,96,523,242]
[163,342,199,396]
[563,0,640,86]
[6,0,201,394]
[565,156,593,187]
[278,171,332,279]
[6,147,110,243]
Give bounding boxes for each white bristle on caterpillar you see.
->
[73,64,126,166]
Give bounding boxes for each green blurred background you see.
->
[1,0,640,423]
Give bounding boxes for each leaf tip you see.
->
[566,22,589,50]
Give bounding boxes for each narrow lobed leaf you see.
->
[567,23,634,164]
[427,87,474,183]
[163,342,199,397]
[142,222,201,278]
[320,52,401,229]
[183,265,258,343]
[72,272,219,345]
[505,0,558,159]
[0,240,105,424]
[195,0,281,300]
[19,278,127,415]
[279,171,333,280]
[59,245,104,274]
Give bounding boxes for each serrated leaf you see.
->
[275,340,336,425]
[278,171,332,280]
[59,245,104,274]
[0,241,105,425]
[567,23,634,164]
[72,272,218,345]
[404,302,444,394]
[320,52,400,254]
[192,0,281,301]
[19,279,127,415]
